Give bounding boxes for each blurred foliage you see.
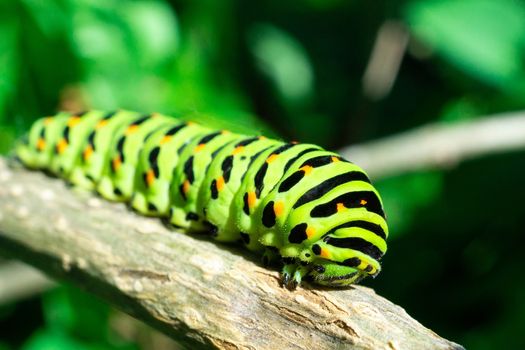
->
[1,0,525,349]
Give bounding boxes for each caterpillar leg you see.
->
[281,263,309,290]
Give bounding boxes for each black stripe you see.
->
[262,201,276,228]
[102,111,117,120]
[202,221,218,237]
[199,131,222,144]
[339,257,361,267]
[87,131,96,150]
[149,146,160,166]
[39,126,46,139]
[211,139,236,158]
[221,155,234,182]
[272,143,295,155]
[293,171,371,209]
[278,170,305,193]
[240,145,274,182]
[254,162,268,198]
[243,192,250,215]
[152,165,159,178]
[186,212,199,221]
[116,136,126,162]
[282,147,320,174]
[235,137,259,147]
[210,180,218,199]
[177,141,189,155]
[324,236,384,260]
[240,232,250,244]
[147,202,158,212]
[183,156,195,183]
[328,220,386,240]
[310,191,385,218]
[131,114,151,126]
[299,155,334,168]
[166,123,187,136]
[63,126,70,142]
[288,223,308,244]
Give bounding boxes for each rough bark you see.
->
[0,158,463,350]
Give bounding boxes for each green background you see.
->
[1,0,524,349]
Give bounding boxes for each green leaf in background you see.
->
[23,329,101,350]
[22,285,137,350]
[246,23,332,144]
[70,0,181,111]
[0,11,19,124]
[405,0,525,92]
[41,285,110,341]
[375,171,443,238]
[247,23,314,106]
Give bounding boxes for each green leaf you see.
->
[42,285,110,341]
[0,16,18,123]
[247,23,314,105]
[375,171,443,238]
[405,0,525,90]
[121,1,179,68]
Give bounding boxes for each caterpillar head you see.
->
[305,226,386,287]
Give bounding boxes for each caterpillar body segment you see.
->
[169,129,241,233]
[131,121,208,216]
[16,110,388,288]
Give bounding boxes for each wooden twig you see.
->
[340,110,525,179]
[0,158,462,349]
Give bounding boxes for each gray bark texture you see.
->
[0,157,463,350]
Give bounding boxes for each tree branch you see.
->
[340,111,525,179]
[0,158,462,349]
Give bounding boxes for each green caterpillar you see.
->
[15,110,388,288]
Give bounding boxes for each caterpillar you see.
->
[15,110,388,288]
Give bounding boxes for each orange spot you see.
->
[67,116,81,127]
[360,199,368,206]
[146,169,155,187]
[331,156,340,163]
[160,135,172,144]
[320,248,331,259]
[306,226,316,238]
[221,130,230,135]
[291,140,299,144]
[44,117,53,125]
[151,113,160,118]
[112,155,122,171]
[186,121,195,126]
[258,136,267,140]
[232,146,244,155]
[36,138,46,151]
[247,191,257,209]
[266,154,278,164]
[195,143,206,152]
[96,120,108,129]
[83,145,93,161]
[56,138,68,154]
[125,124,139,135]
[216,176,225,191]
[336,203,345,212]
[183,180,191,194]
[274,201,285,217]
[300,165,313,175]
